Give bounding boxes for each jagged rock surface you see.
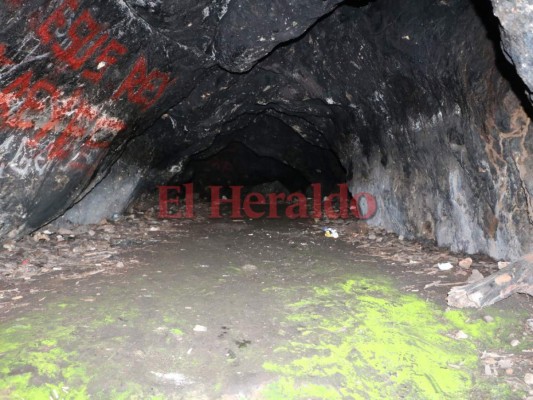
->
[0,0,532,261]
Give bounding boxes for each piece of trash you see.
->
[483,315,494,323]
[510,339,520,347]
[193,325,207,332]
[323,227,339,239]
[437,262,454,271]
[458,257,473,269]
[467,269,484,283]
[524,373,533,386]
[497,261,510,269]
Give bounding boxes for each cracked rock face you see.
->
[491,0,533,100]
[0,0,532,260]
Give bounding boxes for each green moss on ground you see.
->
[261,278,522,400]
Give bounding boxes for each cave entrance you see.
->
[0,0,532,397]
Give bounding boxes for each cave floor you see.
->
[0,206,532,399]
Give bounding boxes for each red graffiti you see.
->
[0,44,14,65]
[113,57,173,110]
[37,0,172,107]
[0,0,173,169]
[0,73,125,162]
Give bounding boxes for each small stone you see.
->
[483,315,494,323]
[116,262,125,268]
[398,235,405,241]
[498,261,510,269]
[458,257,473,269]
[33,232,50,242]
[58,228,74,236]
[527,319,533,331]
[505,368,513,375]
[467,269,484,283]
[524,373,533,386]
[193,325,207,332]
[242,264,257,272]
[2,242,16,251]
[368,234,377,240]
[454,330,468,340]
[510,339,520,347]
[88,230,96,236]
[498,359,513,369]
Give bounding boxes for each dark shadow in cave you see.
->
[179,141,311,199]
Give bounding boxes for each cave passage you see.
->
[0,0,532,398]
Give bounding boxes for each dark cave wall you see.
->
[0,0,337,236]
[0,0,532,260]
[128,0,532,259]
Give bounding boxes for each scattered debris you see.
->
[447,256,533,308]
[437,262,454,271]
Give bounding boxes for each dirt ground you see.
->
[0,203,532,399]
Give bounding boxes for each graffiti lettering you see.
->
[113,56,173,110]
[0,44,14,65]
[0,73,125,162]
[37,0,172,108]
[0,0,174,176]
[7,138,49,178]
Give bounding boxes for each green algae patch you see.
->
[0,295,172,399]
[261,278,517,400]
[0,318,90,399]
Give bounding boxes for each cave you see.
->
[0,0,532,398]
